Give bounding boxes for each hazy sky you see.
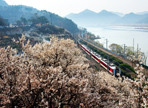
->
[5,0,148,16]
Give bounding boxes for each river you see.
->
[86,25,148,65]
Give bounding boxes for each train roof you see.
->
[80,43,116,69]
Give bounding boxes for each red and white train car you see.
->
[79,44,116,75]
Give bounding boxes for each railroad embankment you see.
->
[79,38,137,79]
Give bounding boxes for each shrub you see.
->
[123,63,135,72]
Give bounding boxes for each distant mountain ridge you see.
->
[110,12,125,17]
[0,1,79,33]
[137,11,148,15]
[66,9,121,27]
[138,17,148,24]
[66,9,148,27]
[114,12,147,24]
[66,9,98,20]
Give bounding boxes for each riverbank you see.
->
[135,27,148,30]
[114,24,148,31]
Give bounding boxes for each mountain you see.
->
[66,9,98,27]
[66,9,148,27]
[0,2,79,33]
[111,12,125,17]
[77,9,97,17]
[66,9,121,27]
[98,10,118,17]
[137,11,148,15]
[114,12,147,24]
[0,5,38,23]
[67,9,97,18]
[97,10,121,24]
[115,13,144,24]
[137,17,148,24]
[0,0,8,6]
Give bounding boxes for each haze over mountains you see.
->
[66,9,148,27]
[1,0,148,30]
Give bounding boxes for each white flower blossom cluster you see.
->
[0,35,147,107]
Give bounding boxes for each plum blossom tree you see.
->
[0,35,147,107]
[0,36,91,107]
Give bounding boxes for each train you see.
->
[79,43,121,76]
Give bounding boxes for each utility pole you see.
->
[106,39,108,50]
[132,39,135,68]
[124,44,127,59]
[133,38,134,55]
[137,44,139,57]
[145,57,147,76]
[81,31,83,37]
[107,55,109,73]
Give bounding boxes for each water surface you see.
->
[87,26,148,64]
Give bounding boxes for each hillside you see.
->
[0,2,79,33]
[0,0,8,6]
[66,9,148,27]
[0,16,8,26]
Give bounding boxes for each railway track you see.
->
[80,37,135,67]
